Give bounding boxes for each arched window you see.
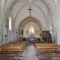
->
[29,26,34,33]
[9,17,12,30]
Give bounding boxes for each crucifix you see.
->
[27,6,33,17]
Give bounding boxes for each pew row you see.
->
[0,41,27,54]
[35,43,60,60]
[35,43,60,53]
[51,54,60,60]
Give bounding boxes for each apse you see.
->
[19,21,41,38]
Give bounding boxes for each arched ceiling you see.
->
[3,0,56,31]
[18,17,43,31]
[13,2,47,29]
[4,0,56,20]
[11,1,47,19]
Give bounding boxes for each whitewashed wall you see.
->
[0,0,2,45]
[57,0,60,45]
[1,0,5,8]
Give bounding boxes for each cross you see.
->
[27,6,33,16]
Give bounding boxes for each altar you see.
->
[26,34,36,44]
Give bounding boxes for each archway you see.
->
[16,17,43,39]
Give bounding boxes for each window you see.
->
[29,26,34,33]
[9,17,12,30]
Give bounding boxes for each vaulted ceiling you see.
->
[9,0,52,31]
[3,0,56,31]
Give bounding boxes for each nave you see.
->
[0,0,60,60]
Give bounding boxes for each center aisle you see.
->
[22,45,38,60]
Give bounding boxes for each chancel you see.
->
[0,0,60,60]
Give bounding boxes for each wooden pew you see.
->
[51,54,60,60]
[35,42,60,60]
[51,45,60,60]
[9,41,27,50]
[1,44,22,54]
[0,41,27,54]
[35,43,58,53]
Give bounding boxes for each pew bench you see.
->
[0,41,27,54]
[35,43,60,60]
[1,45,22,54]
[51,54,60,60]
[35,43,58,53]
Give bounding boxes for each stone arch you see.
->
[16,16,43,37]
[18,16,43,31]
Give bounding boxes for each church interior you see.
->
[0,0,60,60]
